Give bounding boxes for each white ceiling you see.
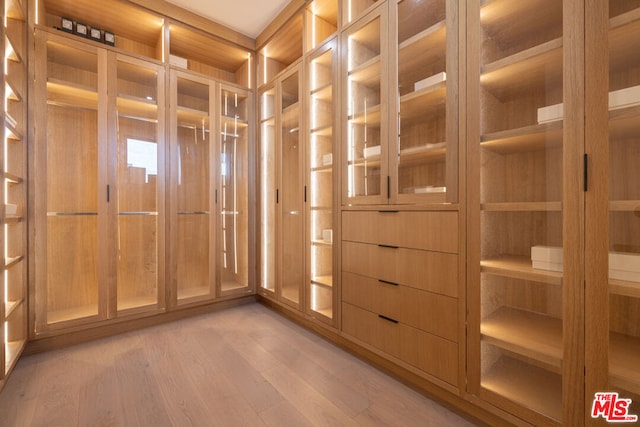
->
[165,0,292,38]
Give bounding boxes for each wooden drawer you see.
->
[342,241,458,297]
[342,271,458,341]
[342,302,458,385]
[342,210,458,253]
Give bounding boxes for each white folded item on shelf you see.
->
[537,85,640,123]
[169,54,188,69]
[414,72,447,92]
[403,186,446,194]
[322,153,333,166]
[363,145,381,158]
[531,245,563,272]
[609,251,640,282]
[5,203,17,216]
[322,229,333,244]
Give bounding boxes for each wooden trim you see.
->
[584,0,609,424]
[256,0,308,50]
[127,0,256,51]
[258,296,522,427]
[563,0,586,424]
[24,296,257,354]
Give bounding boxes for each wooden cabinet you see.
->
[2,0,27,389]
[306,37,338,323]
[218,84,252,296]
[169,73,253,305]
[341,210,460,387]
[33,31,166,331]
[342,0,459,205]
[259,63,305,310]
[605,0,640,416]
[466,0,570,423]
[170,71,215,304]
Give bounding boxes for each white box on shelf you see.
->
[5,204,17,216]
[537,103,563,124]
[322,153,333,166]
[363,145,381,158]
[322,229,333,244]
[169,54,188,69]
[609,269,640,282]
[609,251,640,273]
[414,72,446,92]
[609,85,640,111]
[531,245,563,263]
[532,260,563,272]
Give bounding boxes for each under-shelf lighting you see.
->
[262,48,268,86]
[247,53,252,89]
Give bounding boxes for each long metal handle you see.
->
[177,211,209,215]
[378,314,399,324]
[117,212,158,216]
[47,212,98,216]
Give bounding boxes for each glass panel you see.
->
[45,41,99,323]
[478,0,564,421]
[280,71,303,306]
[608,0,640,411]
[396,0,448,200]
[116,60,159,311]
[342,0,380,25]
[220,88,250,293]
[305,0,338,51]
[176,77,211,301]
[345,17,383,201]
[309,46,334,320]
[260,87,276,292]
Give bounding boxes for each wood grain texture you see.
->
[0,303,477,426]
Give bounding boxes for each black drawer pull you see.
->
[378,210,398,213]
[378,244,399,249]
[378,314,399,324]
[378,279,399,287]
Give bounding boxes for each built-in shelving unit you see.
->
[607,0,640,405]
[307,37,337,323]
[473,0,566,423]
[2,0,28,387]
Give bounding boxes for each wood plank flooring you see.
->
[0,303,479,426]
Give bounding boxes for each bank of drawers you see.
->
[341,210,459,385]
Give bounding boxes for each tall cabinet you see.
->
[2,0,27,387]
[34,31,166,331]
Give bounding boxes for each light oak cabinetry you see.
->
[342,0,459,205]
[341,210,460,387]
[1,0,27,389]
[34,30,166,330]
[605,0,640,417]
[30,0,254,340]
[259,64,304,309]
[306,37,338,323]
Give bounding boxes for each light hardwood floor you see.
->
[0,303,479,426]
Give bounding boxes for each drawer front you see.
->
[342,272,458,341]
[342,210,458,253]
[342,241,458,297]
[342,303,458,385]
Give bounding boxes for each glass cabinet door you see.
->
[342,6,387,205]
[607,0,640,412]
[259,85,276,294]
[219,86,251,294]
[114,56,164,313]
[280,68,304,308]
[471,0,566,423]
[393,0,455,203]
[342,0,381,26]
[172,72,215,303]
[39,38,102,328]
[307,40,336,322]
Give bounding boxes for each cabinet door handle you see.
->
[276,189,279,204]
[378,244,399,249]
[378,210,398,213]
[378,279,399,287]
[107,184,110,202]
[378,314,399,324]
